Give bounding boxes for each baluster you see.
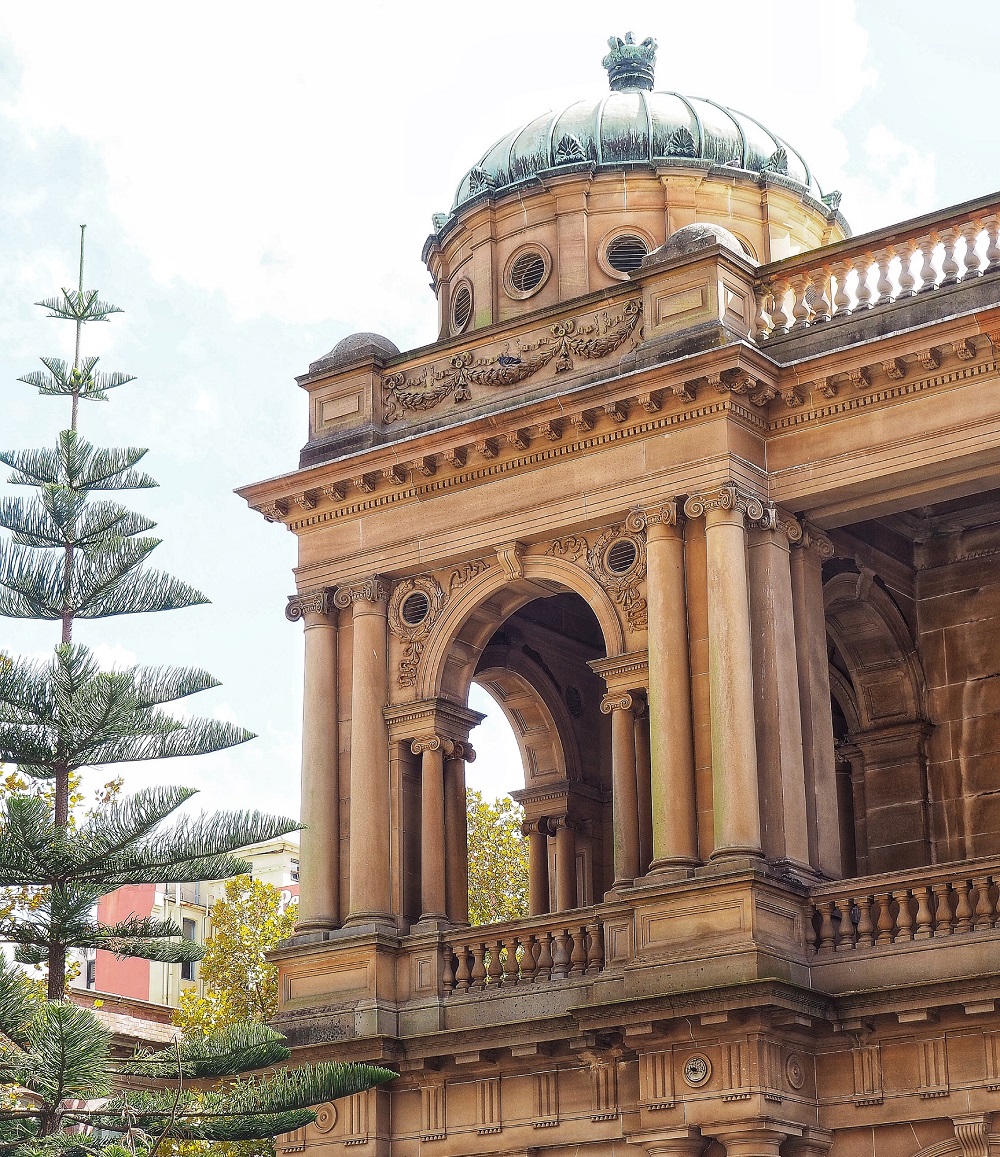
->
[984,215,1000,273]
[893,890,914,941]
[940,227,961,286]
[790,273,812,328]
[854,253,875,310]
[835,898,856,951]
[551,929,571,979]
[896,240,918,298]
[569,926,588,975]
[831,260,852,316]
[875,892,895,945]
[917,232,940,292]
[875,248,895,305]
[816,900,837,954]
[855,895,875,947]
[768,279,791,334]
[519,935,536,982]
[454,945,472,992]
[954,879,974,932]
[960,221,984,279]
[810,266,832,323]
[973,875,994,930]
[470,943,487,990]
[754,287,773,340]
[931,883,953,936]
[486,939,504,986]
[913,886,934,939]
[536,931,554,981]
[442,947,456,993]
[502,935,520,986]
[586,922,605,973]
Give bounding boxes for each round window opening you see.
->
[606,538,639,575]
[401,591,431,627]
[451,284,472,333]
[606,234,649,275]
[509,250,547,293]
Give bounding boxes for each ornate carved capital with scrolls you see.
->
[411,735,455,757]
[333,576,390,609]
[522,816,553,838]
[450,741,476,763]
[637,500,680,529]
[285,588,336,622]
[792,520,835,560]
[683,484,766,524]
[600,691,636,715]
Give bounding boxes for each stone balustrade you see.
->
[808,856,1000,956]
[441,910,605,994]
[757,193,1000,339]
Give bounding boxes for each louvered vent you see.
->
[401,591,431,626]
[606,538,638,574]
[510,250,546,292]
[606,234,649,274]
[451,284,472,332]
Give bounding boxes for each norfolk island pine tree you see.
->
[0,229,393,1152]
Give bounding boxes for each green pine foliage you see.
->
[0,230,395,1153]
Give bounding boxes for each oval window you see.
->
[451,283,473,333]
[605,234,649,274]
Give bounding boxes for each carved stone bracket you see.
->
[496,541,526,580]
[953,1116,991,1157]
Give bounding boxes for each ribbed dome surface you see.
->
[451,89,821,213]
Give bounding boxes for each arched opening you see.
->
[824,569,931,871]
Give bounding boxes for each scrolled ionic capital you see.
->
[285,588,335,622]
[634,500,682,531]
[793,520,835,560]
[600,691,636,716]
[683,483,766,524]
[550,813,578,832]
[521,817,552,838]
[332,576,390,610]
[448,740,476,764]
[411,734,455,757]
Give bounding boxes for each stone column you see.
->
[286,589,340,932]
[684,485,763,862]
[444,742,473,926]
[335,577,393,926]
[746,510,810,870]
[523,817,552,916]
[715,1127,787,1157]
[602,691,641,886]
[633,699,653,874]
[644,504,700,869]
[789,523,841,877]
[642,1128,706,1157]
[412,735,451,924]
[553,816,578,911]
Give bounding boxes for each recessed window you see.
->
[451,283,472,334]
[504,245,551,300]
[605,234,649,275]
[606,538,639,575]
[401,590,431,626]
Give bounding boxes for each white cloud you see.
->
[839,124,938,234]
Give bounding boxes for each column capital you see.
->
[522,817,553,837]
[601,690,637,715]
[333,576,390,609]
[285,587,336,621]
[683,483,766,524]
[449,740,476,763]
[790,520,835,559]
[411,734,455,757]
[550,813,579,832]
[631,500,682,531]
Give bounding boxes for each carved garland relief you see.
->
[387,575,446,688]
[548,513,648,633]
[382,299,642,422]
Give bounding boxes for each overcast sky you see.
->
[1,2,998,823]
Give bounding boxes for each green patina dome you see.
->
[448,34,833,219]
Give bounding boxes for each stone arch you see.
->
[475,641,584,790]
[824,569,932,870]
[417,554,626,704]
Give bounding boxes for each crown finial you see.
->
[602,32,657,92]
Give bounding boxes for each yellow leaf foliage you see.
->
[466,789,529,926]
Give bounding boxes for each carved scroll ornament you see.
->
[387,575,446,687]
[382,299,642,422]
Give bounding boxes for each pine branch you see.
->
[34,289,123,322]
[1,433,157,491]
[18,356,136,402]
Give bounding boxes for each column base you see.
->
[411,915,453,933]
[342,914,398,934]
[698,851,765,876]
[294,916,340,934]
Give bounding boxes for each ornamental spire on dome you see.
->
[602,32,657,91]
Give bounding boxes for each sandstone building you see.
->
[239,34,1000,1157]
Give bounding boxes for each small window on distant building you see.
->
[291,858,300,883]
[181,917,196,982]
[86,957,96,990]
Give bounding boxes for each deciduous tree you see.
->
[466,789,529,925]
